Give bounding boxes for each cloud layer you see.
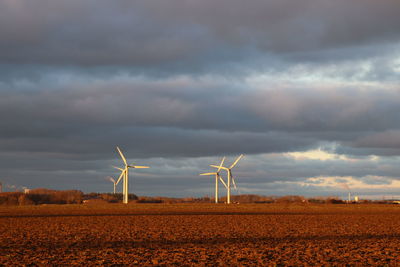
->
[1,0,400,198]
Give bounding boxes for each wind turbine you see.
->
[339,183,351,203]
[115,146,149,204]
[113,166,126,195]
[200,157,227,203]
[211,154,243,204]
[107,176,117,194]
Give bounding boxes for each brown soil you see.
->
[1,204,400,266]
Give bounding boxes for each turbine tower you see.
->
[115,146,149,204]
[211,154,243,204]
[200,157,226,203]
[107,176,117,194]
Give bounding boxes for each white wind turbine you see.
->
[114,146,149,204]
[200,157,227,204]
[112,166,126,195]
[107,176,117,194]
[211,154,244,204]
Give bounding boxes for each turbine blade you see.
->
[107,177,116,183]
[217,157,225,172]
[130,165,150,169]
[230,154,244,169]
[200,172,216,176]
[219,175,228,189]
[116,146,128,166]
[232,176,238,190]
[112,165,124,171]
[116,169,126,185]
[210,165,228,170]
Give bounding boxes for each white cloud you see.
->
[299,175,400,190]
[285,148,352,161]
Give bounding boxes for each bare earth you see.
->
[1,204,400,266]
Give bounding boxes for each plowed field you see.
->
[1,204,400,266]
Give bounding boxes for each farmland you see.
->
[1,204,400,266]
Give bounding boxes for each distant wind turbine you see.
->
[200,157,227,203]
[106,176,117,194]
[340,183,351,203]
[211,154,244,204]
[114,146,149,204]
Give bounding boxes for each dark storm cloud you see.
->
[1,0,400,73]
[245,86,400,133]
[1,75,400,158]
[354,130,400,149]
[1,73,400,159]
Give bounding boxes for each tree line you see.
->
[0,189,387,205]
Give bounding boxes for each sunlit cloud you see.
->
[286,148,351,161]
[299,176,400,190]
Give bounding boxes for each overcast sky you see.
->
[1,0,400,199]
